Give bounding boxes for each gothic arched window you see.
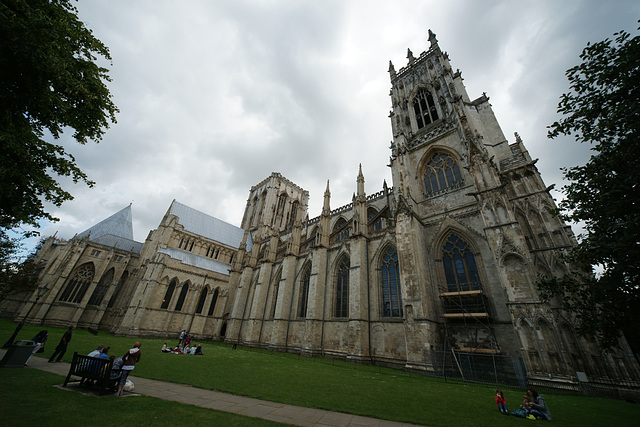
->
[59,263,94,303]
[298,265,311,318]
[423,152,463,196]
[88,268,114,306]
[195,286,208,314]
[271,270,281,318]
[368,207,383,232]
[208,289,219,316]
[333,218,349,243]
[288,201,299,228]
[413,88,439,129]
[174,283,189,311]
[335,256,350,317]
[108,271,128,308]
[160,280,177,309]
[442,234,482,292]
[381,247,403,317]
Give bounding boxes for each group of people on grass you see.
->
[161,340,203,355]
[159,329,203,355]
[495,388,552,420]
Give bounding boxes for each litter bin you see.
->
[0,340,36,368]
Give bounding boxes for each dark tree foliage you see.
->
[0,230,41,302]
[0,0,118,232]
[538,24,640,350]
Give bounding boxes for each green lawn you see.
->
[1,319,639,426]
[0,368,286,427]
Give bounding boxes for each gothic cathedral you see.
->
[4,31,637,384]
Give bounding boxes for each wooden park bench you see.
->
[63,352,119,392]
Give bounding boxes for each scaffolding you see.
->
[439,281,499,354]
[430,282,524,385]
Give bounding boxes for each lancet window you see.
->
[381,247,402,317]
[88,268,114,306]
[175,283,189,311]
[298,265,311,317]
[160,279,177,309]
[335,256,350,317]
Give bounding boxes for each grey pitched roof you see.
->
[76,205,143,253]
[77,204,134,241]
[170,201,252,250]
[158,247,231,275]
[92,235,143,254]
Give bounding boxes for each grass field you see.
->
[1,319,639,426]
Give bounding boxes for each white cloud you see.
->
[25,0,640,248]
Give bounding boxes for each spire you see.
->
[428,29,438,48]
[322,180,331,216]
[388,60,396,79]
[357,163,365,198]
[76,205,134,242]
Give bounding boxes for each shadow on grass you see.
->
[0,368,287,427]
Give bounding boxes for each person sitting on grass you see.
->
[161,341,171,353]
[195,344,203,355]
[184,344,191,354]
[527,389,552,420]
[189,344,197,355]
[495,390,508,414]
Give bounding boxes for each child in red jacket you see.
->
[495,390,509,414]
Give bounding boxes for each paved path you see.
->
[1,349,425,427]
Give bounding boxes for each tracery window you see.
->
[195,286,208,314]
[108,271,128,308]
[160,279,176,309]
[288,201,299,228]
[59,263,94,303]
[413,88,439,129]
[423,153,463,196]
[442,234,482,292]
[381,247,403,317]
[298,265,311,318]
[207,289,219,316]
[88,268,114,306]
[175,283,189,311]
[368,207,383,232]
[335,256,350,317]
[333,218,349,243]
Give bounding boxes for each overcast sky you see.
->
[26,0,640,249]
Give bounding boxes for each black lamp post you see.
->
[2,284,49,349]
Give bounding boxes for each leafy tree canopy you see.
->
[0,0,118,232]
[538,24,640,350]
